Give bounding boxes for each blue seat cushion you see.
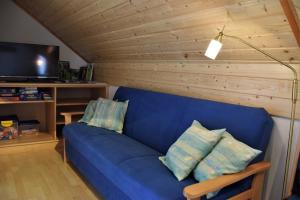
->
[63,123,160,167]
[117,156,251,200]
[64,123,251,200]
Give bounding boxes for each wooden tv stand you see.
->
[0,82,108,148]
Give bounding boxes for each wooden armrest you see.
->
[60,112,84,125]
[183,161,271,199]
[60,111,84,116]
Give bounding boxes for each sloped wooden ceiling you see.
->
[15,0,300,62]
[14,0,300,120]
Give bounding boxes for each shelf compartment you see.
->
[0,132,56,148]
[56,99,91,106]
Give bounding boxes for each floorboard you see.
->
[0,143,102,200]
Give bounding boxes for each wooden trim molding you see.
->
[281,0,300,47]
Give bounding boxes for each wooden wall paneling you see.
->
[94,62,300,119]
[96,61,300,79]
[96,70,300,119]
[98,67,297,99]
[82,38,297,59]
[91,48,300,62]
[77,31,295,54]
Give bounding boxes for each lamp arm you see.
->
[221,32,298,199]
[222,33,298,81]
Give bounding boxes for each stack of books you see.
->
[19,120,40,135]
[19,87,41,101]
[0,88,19,101]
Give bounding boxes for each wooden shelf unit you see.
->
[0,82,108,147]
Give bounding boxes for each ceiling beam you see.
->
[281,0,300,47]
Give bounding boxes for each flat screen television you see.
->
[0,42,59,81]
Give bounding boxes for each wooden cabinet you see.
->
[0,82,108,148]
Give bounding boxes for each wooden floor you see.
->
[0,143,102,200]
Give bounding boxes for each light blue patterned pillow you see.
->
[193,133,261,199]
[159,120,226,181]
[78,100,97,123]
[88,98,129,133]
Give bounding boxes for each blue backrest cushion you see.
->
[113,87,273,161]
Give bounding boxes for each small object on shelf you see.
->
[0,88,19,102]
[79,63,94,82]
[86,63,94,82]
[0,115,19,140]
[19,120,40,135]
[58,61,71,81]
[19,87,42,101]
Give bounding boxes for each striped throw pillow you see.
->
[193,133,261,199]
[88,98,129,133]
[159,120,225,181]
[78,100,97,123]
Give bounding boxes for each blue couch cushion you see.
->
[114,87,273,161]
[117,156,251,200]
[64,123,251,200]
[63,123,160,173]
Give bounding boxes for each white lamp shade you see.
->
[205,39,223,60]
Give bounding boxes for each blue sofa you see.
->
[63,87,273,200]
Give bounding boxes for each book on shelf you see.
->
[19,93,41,101]
[0,93,18,97]
[0,96,20,101]
[19,87,39,95]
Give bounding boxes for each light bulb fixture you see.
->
[204,32,223,60]
[205,28,298,200]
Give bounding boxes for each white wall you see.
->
[264,117,300,200]
[0,0,86,69]
[108,85,300,200]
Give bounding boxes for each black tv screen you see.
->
[0,42,59,79]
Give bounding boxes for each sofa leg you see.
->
[63,139,68,164]
[251,172,265,200]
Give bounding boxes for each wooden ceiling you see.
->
[14,0,300,63]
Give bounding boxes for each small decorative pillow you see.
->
[159,120,225,181]
[78,100,97,123]
[193,133,261,199]
[88,98,129,133]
